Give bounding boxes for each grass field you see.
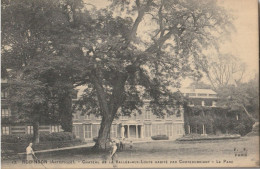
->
[2,136,259,168]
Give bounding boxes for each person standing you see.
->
[129,141,133,150]
[119,138,125,150]
[110,141,117,162]
[26,143,35,161]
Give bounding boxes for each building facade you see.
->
[72,107,185,141]
[1,78,63,136]
[178,88,218,107]
[72,86,185,141]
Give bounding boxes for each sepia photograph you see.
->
[1,0,259,168]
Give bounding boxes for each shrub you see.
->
[151,135,169,140]
[2,132,82,154]
[1,134,33,143]
[234,124,247,136]
[39,132,76,142]
[2,132,76,143]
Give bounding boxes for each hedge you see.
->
[1,132,83,157]
[2,132,76,143]
[151,135,169,140]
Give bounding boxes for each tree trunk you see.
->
[93,116,114,150]
[241,105,257,122]
[59,93,73,132]
[33,121,40,143]
[91,71,127,150]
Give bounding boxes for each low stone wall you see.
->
[176,134,241,141]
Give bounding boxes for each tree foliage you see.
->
[2,0,84,142]
[2,0,234,148]
[217,74,259,122]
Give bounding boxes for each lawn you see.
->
[2,136,259,168]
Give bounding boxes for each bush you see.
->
[2,132,82,155]
[234,124,247,136]
[1,134,33,143]
[151,135,169,140]
[2,132,76,143]
[40,132,76,142]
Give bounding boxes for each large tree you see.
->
[72,0,233,149]
[1,0,84,142]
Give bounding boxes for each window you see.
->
[209,94,217,97]
[51,125,59,132]
[144,111,151,120]
[153,124,164,135]
[188,101,194,106]
[176,109,182,118]
[84,114,90,120]
[166,113,173,119]
[198,93,207,97]
[96,116,102,120]
[1,108,10,117]
[144,124,151,137]
[121,115,128,120]
[110,125,117,138]
[96,125,100,137]
[1,91,8,99]
[92,124,100,138]
[212,101,217,107]
[187,93,196,97]
[27,126,33,134]
[133,113,140,120]
[74,113,79,120]
[84,124,92,139]
[2,126,10,135]
[201,100,205,106]
[166,124,173,137]
[176,124,183,135]
[73,125,80,138]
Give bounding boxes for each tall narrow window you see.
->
[144,111,151,120]
[166,124,173,137]
[27,126,33,134]
[84,124,92,139]
[74,113,79,120]
[144,124,151,137]
[73,125,80,138]
[84,114,90,120]
[2,126,10,135]
[1,91,8,99]
[110,125,117,138]
[1,108,10,117]
[121,115,128,120]
[177,124,183,135]
[51,125,59,132]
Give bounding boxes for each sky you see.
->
[219,0,258,77]
[84,0,259,86]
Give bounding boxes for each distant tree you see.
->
[196,53,246,90]
[217,74,259,123]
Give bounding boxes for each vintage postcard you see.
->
[1,0,259,168]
